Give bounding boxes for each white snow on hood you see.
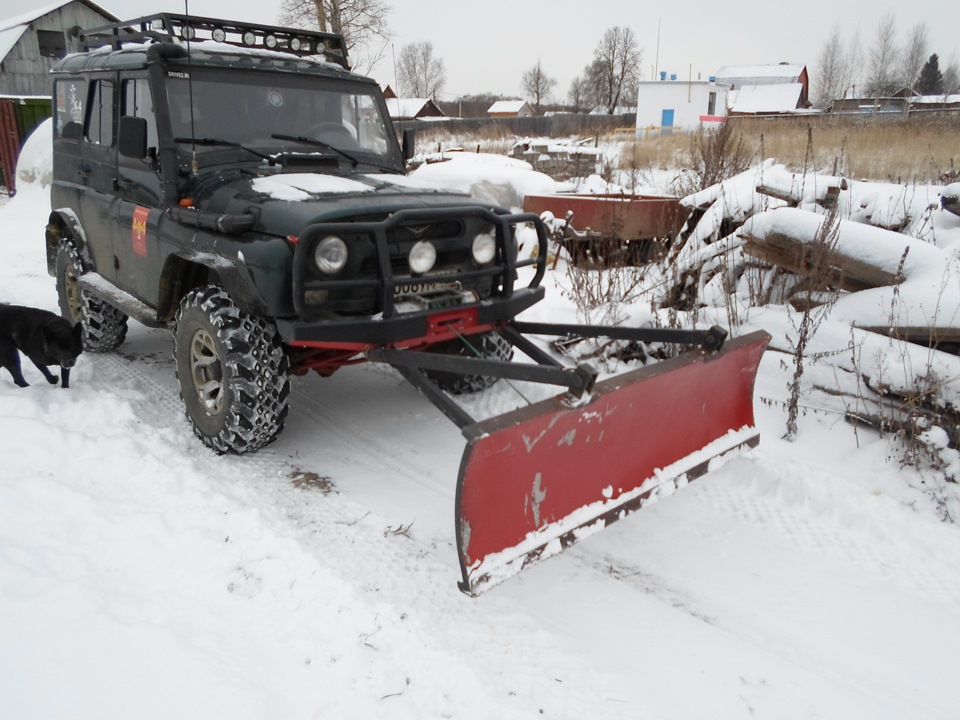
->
[251,173,374,200]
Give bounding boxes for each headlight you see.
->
[472,231,497,265]
[314,236,348,274]
[409,241,436,274]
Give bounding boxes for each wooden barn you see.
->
[0,0,118,192]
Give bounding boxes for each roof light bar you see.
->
[79,13,350,68]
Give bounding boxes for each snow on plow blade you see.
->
[455,330,770,596]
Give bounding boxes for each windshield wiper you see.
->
[271,133,403,174]
[174,137,275,163]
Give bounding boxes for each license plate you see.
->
[394,280,458,296]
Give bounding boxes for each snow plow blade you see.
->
[455,330,770,596]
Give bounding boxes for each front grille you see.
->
[387,220,463,244]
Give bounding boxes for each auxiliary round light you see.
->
[264,34,278,49]
[408,241,437,274]
[472,231,497,265]
[180,25,196,41]
[314,236,348,274]
[242,31,257,46]
[211,28,226,43]
[290,37,302,51]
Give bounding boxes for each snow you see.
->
[728,83,805,114]
[3,127,960,719]
[251,173,374,199]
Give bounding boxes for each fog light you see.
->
[409,241,436,274]
[264,34,278,49]
[290,37,302,51]
[180,25,196,41]
[211,28,226,43]
[314,236,348,274]
[242,31,256,46]
[472,231,496,264]
[304,289,328,305]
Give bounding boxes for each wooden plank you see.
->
[740,229,903,292]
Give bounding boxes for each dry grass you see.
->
[619,113,960,184]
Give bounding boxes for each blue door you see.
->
[661,108,675,134]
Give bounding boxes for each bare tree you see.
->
[396,41,446,99]
[900,21,929,93]
[865,13,901,97]
[583,26,641,112]
[944,57,960,94]
[568,75,588,113]
[845,27,864,97]
[521,60,557,113]
[278,0,391,72]
[814,24,846,108]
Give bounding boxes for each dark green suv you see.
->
[46,14,550,453]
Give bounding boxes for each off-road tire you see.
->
[55,240,128,352]
[174,285,290,454]
[424,331,513,395]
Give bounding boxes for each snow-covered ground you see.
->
[3,127,960,719]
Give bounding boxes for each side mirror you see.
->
[118,116,148,159]
[401,128,416,162]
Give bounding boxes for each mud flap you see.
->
[455,330,770,596]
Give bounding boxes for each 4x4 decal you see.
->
[132,206,150,257]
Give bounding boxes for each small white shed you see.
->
[634,79,729,132]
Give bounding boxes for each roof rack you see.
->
[78,13,350,69]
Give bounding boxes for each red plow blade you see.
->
[455,330,770,595]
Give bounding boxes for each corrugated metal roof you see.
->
[715,64,805,86]
[728,83,804,113]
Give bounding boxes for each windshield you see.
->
[166,70,397,165]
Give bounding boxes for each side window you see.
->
[86,80,115,147]
[54,79,86,140]
[122,78,158,149]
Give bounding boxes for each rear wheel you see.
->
[55,240,128,352]
[174,285,290,454]
[424,331,513,395]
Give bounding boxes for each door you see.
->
[660,108,675,135]
[115,76,164,305]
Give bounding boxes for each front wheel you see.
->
[174,286,290,454]
[424,331,514,395]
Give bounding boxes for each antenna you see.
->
[184,0,197,174]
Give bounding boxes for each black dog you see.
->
[0,305,83,389]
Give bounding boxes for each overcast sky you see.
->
[7,0,959,100]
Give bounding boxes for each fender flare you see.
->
[160,249,269,320]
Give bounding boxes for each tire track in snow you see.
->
[82,336,650,719]
[691,456,960,607]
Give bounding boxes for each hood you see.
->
[189,169,490,237]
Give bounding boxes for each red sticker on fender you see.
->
[132,206,149,257]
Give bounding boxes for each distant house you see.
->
[635,79,729,132]
[384,98,445,121]
[714,63,811,115]
[487,100,533,117]
[0,0,119,96]
[831,93,960,115]
[589,105,637,116]
[0,1,118,192]
[381,85,397,100]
